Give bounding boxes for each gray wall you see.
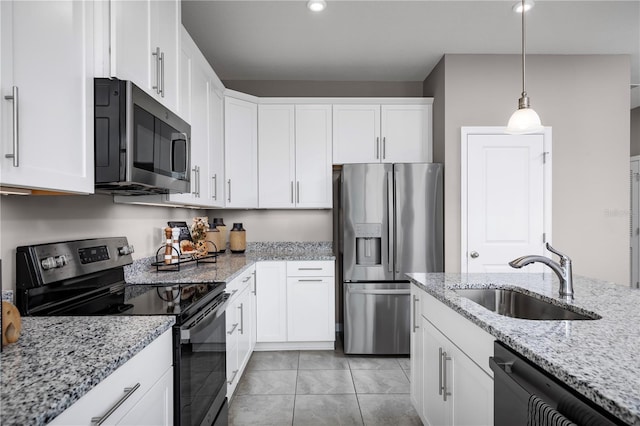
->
[223,80,423,97]
[0,195,332,291]
[424,54,630,285]
[632,107,640,156]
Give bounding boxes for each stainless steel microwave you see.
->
[94,78,191,194]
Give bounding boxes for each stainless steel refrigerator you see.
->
[342,163,443,355]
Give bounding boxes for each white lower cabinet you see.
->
[226,265,256,399]
[50,330,173,426]
[256,260,335,349]
[411,285,494,426]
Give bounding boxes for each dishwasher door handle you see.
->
[347,289,410,295]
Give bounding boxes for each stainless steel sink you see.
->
[455,288,600,320]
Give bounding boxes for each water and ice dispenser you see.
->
[354,223,382,266]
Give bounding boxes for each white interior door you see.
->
[630,157,639,288]
[462,128,551,273]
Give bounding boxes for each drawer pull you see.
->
[242,276,251,283]
[298,279,323,282]
[227,323,239,335]
[298,267,323,271]
[90,383,140,425]
[227,369,239,385]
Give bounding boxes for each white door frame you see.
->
[460,126,553,273]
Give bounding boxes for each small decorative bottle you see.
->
[171,227,181,263]
[229,223,246,253]
[205,227,220,254]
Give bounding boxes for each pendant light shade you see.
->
[506,0,542,134]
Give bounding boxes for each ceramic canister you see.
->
[211,217,227,253]
[229,223,246,253]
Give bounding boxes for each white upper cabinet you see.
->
[258,104,332,209]
[109,0,180,113]
[295,105,333,208]
[0,1,94,193]
[380,104,432,163]
[209,82,225,207]
[333,102,432,164]
[258,105,296,208]
[225,95,258,208]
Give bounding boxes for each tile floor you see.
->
[229,343,422,426]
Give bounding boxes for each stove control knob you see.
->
[118,245,134,256]
[54,255,68,268]
[41,257,57,270]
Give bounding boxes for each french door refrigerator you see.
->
[342,163,443,354]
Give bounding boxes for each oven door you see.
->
[176,295,228,426]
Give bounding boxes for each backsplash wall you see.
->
[0,194,333,291]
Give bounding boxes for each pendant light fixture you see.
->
[506,0,543,134]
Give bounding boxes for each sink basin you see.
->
[455,288,600,320]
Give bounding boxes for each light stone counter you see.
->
[407,272,640,425]
[0,316,175,426]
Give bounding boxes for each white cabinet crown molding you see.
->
[258,97,433,105]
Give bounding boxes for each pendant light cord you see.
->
[521,0,527,98]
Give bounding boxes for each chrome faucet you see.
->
[509,243,574,299]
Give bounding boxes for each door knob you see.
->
[470,251,479,258]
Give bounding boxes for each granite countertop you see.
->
[125,242,335,285]
[407,272,640,425]
[0,316,175,426]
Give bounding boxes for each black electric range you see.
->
[15,237,229,426]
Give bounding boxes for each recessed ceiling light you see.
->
[307,0,327,12]
[512,0,534,13]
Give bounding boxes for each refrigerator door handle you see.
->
[387,170,394,274]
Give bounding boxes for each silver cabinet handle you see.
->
[296,181,300,204]
[212,174,217,200]
[442,350,452,401]
[227,369,239,385]
[252,271,256,295]
[438,347,444,395]
[4,86,19,167]
[90,383,140,426]
[298,267,322,271]
[227,323,239,335]
[160,51,165,97]
[470,251,479,259]
[376,137,380,159]
[382,137,386,159]
[291,181,294,204]
[242,276,251,283]
[191,166,200,197]
[238,303,244,334]
[412,295,419,332]
[227,179,231,203]
[297,279,323,282]
[152,47,160,94]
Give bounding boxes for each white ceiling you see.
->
[182,0,640,105]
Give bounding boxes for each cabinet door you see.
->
[149,0,179,112]
[209,82,225,207]
[381,104,432,163]
[0,1,94,193]
[410,286,424,421]
[450,343,494,426]
[236,286,253,373]
[110,0,151,94]
[225,294,240,398]
[422,318,450,426]
[117,367,173,426]
[258,104,295,208]
[287,276,334,342]
[168,43,209,206]
[225,96,258,208]
[295,105,333,208]
[255,262,287,342]
[332,105,380,164]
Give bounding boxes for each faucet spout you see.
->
[509,243,574,300]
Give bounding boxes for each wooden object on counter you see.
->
[206,228,220,253]
[164,227,173,265]
[2,301,22,346]
[211,218,227,253]
[229,223,246,253]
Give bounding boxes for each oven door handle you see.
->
[181,295,229,343]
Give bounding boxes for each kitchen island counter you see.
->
[407,272,640,425]
[125,242,334,285]
[0,315,175,426]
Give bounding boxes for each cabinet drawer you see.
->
[50,330,173,425]
[226,266,255,298]
[287,261,334,277]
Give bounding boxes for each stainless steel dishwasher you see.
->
[490,342,623,425]
[343,282,411,355]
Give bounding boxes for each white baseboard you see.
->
[254,341,335,351]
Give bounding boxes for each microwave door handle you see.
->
[170,132,189,175]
